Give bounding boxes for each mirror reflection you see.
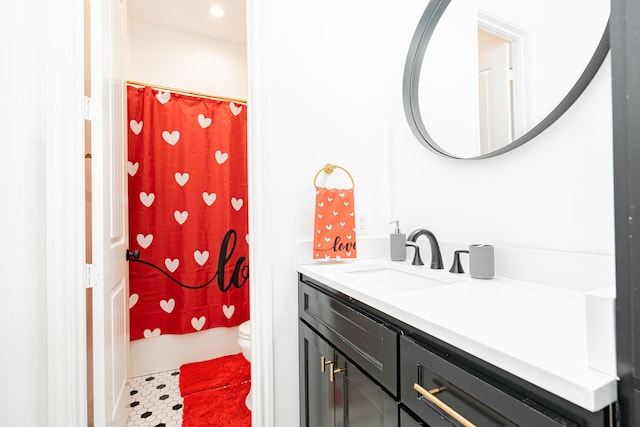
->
[404,0,610,159]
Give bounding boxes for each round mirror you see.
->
[403,0,610,159]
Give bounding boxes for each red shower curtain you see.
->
[127,86,249,340]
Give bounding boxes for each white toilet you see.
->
[238,320,252,410]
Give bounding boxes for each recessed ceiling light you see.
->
[209,5,225,18]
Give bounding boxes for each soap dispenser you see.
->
[389,220,406,261]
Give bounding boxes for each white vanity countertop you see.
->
[298,258,618,412]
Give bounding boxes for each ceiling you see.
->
[128,0,246,45]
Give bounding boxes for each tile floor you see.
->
[127,369,184,427]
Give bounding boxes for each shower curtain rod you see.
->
[127,80,247,104]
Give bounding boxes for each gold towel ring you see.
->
[313,164,355,189]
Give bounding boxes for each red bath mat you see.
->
[182,381,251,427]
[179,353,250,397]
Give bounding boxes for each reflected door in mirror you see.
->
[478,29,513,153]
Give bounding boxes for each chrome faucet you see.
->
[406,229,444,269]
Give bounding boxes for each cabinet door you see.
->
[335,353,399,427]
[300,323,336,427]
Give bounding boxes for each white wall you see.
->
[126,18,248,376]
[1,1,86,425]
[0,4,49,423]
[251,1,614,426]
[251,1,394,425]
[128,19,247,100]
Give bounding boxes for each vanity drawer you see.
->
[400,336,577,427]
[299,277,399,396]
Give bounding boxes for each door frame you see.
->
[44,0,88,425]
[246,0,276,425]
[44,1,278,425]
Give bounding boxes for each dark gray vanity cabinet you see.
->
[299,276,399,427]
[299,273,613,427]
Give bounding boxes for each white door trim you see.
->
[44,0,88,425]
[247,0,276,425]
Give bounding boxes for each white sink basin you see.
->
[345,265,461,291]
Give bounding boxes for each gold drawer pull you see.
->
[330,367,346,382]
[414,383,477,427]
[321,356,334,373]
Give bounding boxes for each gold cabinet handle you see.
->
[414,383,477,427]
[321,356,334,373]
[330,366,346,382]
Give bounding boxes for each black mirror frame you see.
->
[403,0,611,160]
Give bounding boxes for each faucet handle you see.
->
[449,250,469,274]
[406,242,424,266]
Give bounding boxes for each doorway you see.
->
[477,11,529,149]
[477,28,514,152]
[124,0,248,375]
[86,1,249,425]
